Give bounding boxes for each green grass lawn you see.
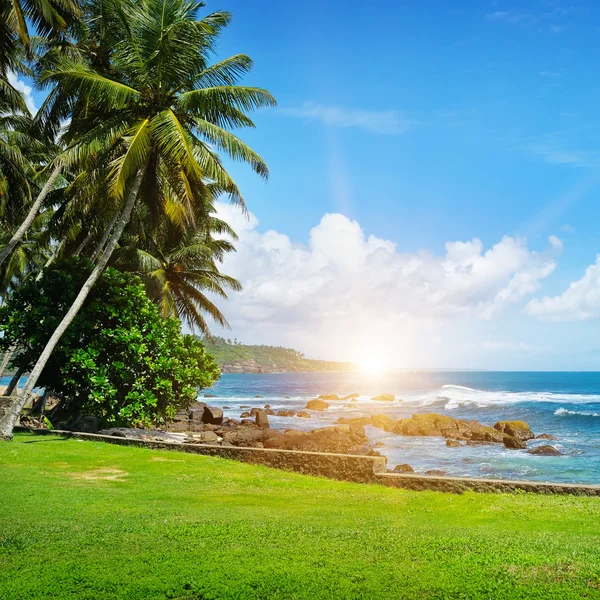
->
[1,434,600,599]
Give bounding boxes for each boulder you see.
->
[255,409,270,429]
[201,431,219,443]
[393,463,414,473]
[371,394,395,402]
[306,399,330,411]
[296,411,310,418]
[255,395,264,399]
[374,441,385,447]
[446,439,463,448]
[70,415,99,434]
[528,445,562,456]
[341,393,360,400]
[240,412,250,418]
[202,406,223,425]
[250,408,261,417]
[425,470,447,476]
[204,393,217,398]
[318,394,339,401]
[503,436,527,450]
[494,420,534,441]
[264,408,275,416]
[536,433,558,441]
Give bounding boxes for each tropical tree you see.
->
[116,216,241,334]
[0,0,275,440]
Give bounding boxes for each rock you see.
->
[250,408,261,417]
[202,406,223,425]
[240,405,250,408]
[446,439,463,447]
[265,408,275,416]
[70,415,99,434]
[318,394,339,401]
[503,436,527,450]
[222,406,231,410]
[111,430,127,438]
[255,395,264,399]
[374,441,385,447]
[255,409,270,429]
[393,463,414,473]
[344,404,355,408]
[240,412,250,418]
[341,393,360,400]
[536,433,558,441]
[264,404,271,409]
[494,420,534,441]
[240,419,255,426]
[284,396,290,399]
[528,445,562,456]
[371,394,395,402]
[296,411,310,418]
[204,393,217,398]
[306,399,330,411]
[425,470,447,476]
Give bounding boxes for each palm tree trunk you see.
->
[5,367,23,397]
[0,165,147,441]
[0,161,63,269]
[73,230,93,257]
[36,236,66,282]
[0,347,13,380]
[90,213,119,263]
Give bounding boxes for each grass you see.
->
[1,434,600,599]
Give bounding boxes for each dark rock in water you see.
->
[393,463,414,473]
[70,415,99,434]
[341,393,360,400]
[536,433,558,441]
[265,408,275,416]
[255,395,263,398]
[425,470,447,476]
[306,399,330,411]
[264,404,271,409]
[318,394,339,401]
[284,396,290,399]
[371,394,395,402]
[240,411,250,418]
[204,393,217,398]
[255,409,270,429]
[202,406,223,425]
[446,439,463,448]
[466,440,494,447]
[222,406,231,410]
[297,411,311,418]
[528,445,562,456]
[240,405,250,409]
[503,436,527,450]
[494,420,534,441]
[374,441,385,447]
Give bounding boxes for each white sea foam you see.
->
[403,384,600,410]
[554,407,600,417]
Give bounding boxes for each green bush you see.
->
[0,259,219,427]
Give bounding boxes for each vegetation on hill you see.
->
[2,434,600,599]
[203,336,356,372]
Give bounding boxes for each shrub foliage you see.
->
[0,259,219,426]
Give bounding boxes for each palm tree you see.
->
[116,217,241,334]
[0,0,275,440]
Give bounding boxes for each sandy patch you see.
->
[69,468,128,482]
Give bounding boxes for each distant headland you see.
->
[201,337,356,374]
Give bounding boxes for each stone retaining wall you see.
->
[13,427,600,496]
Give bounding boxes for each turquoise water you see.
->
[204,371,600,484]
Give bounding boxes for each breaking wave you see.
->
[554,408,600,417]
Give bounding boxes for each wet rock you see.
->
[255,395,264,399]
[341,393,360,400]
[306,399,330,411]
[222,406,231,410]
[446,439,463,448]
[536,433,558,441]
[240,411,250,418]
[425,470,448,476]
[528,445,562,456]
[494,420,534,441]
[264,404,271,409]
[393,463,414,473]
[264,408,275,416]
[371,394,395,402]
[204,393,217,398]
[255,409,270,429]
[503,436,527,450]
[240,405,250,408]
[296,411,310,418]
[318,394,340,401]
[250,408,261,417]
[374,441,385,447]
[202,406,223,425]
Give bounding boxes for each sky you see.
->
[17,0,600,370]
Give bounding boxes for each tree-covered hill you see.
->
[202,337,356,373]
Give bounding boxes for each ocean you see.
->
[6,370,600,484]
[204,371,600,485]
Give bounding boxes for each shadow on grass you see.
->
[22,437,72,444]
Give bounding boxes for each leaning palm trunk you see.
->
[36,237,67,282]
[0,347,13,380]
[90,213,119,263]
[5,367,23,397]
[0,165,147,441]
[0,161,63,269]
[73,230,94,257]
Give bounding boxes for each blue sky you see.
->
[17,0,600,369]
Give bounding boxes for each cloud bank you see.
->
[214,204,560,359]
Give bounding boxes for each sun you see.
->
[356,354,388,374]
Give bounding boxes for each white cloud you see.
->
[7,72,37,114]
[527,256,600,321]
[279,102,416,135]
[214,204,560,358]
